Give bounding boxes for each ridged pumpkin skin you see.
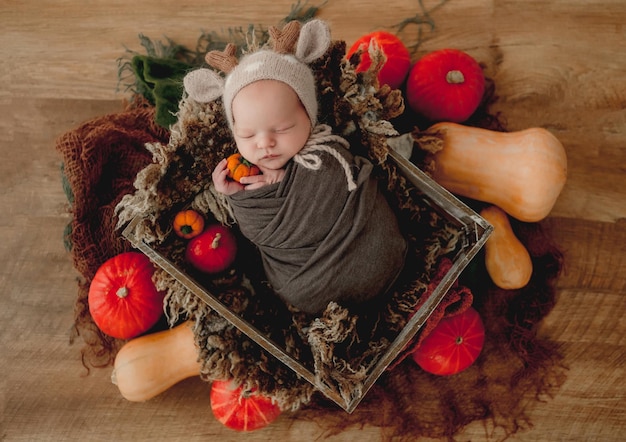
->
[480,205,533,290]
[173,209,205,239]
[112,321,201,402]
[226,153,260,182]
[210,380,282,432]
[185,224,238,274]
[88,252,164,340]
[406,48,485,122]
[412,306,485,376]
[425,122,567,222]
[346,30,411,89]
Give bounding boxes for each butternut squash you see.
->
[112,321,201,402]
[480,205,533,290]
[424,122,567,222]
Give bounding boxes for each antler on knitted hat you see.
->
[183,19,331,129]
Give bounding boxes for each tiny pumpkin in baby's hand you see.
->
[226,153,261,182]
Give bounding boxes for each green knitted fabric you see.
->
[130,55,192,128]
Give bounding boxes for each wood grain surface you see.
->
[1,0,625,440]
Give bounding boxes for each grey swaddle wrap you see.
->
[228,129,406,314]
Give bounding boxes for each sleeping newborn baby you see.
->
[184,19,406,314]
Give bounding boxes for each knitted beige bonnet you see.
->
[183,20,331,129]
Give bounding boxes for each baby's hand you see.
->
[212,159,245,195]
[239,169,285,189]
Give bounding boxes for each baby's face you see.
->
[231,80,311,173]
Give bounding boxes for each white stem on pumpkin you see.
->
[211,233,222,249]
[116,287,129,298]
[446,70,465,84]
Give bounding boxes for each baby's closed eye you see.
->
[275,124,295,133]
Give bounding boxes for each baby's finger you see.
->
[213,160,227,176]
[239,174,264,185]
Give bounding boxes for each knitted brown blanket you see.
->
[57,99,170,364]
[57,40,566,440]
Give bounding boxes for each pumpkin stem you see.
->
[211,233,222,249]
[455,336,464,345]
[181,225,192,235]
[446,70,465,84]
[116,287,129,298]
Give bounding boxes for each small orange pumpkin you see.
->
[173,209,205,239]
[226,153,260,183]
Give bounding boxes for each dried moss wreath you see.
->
[56,6,566,441]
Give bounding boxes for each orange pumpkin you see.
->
[210,380,281,432]
[406,48,485,122]
[346,30,411,90]
[173,209,205,239]
[226,153,260,183]
[88,252,165,340]
[411,306,485,376]
[185,224,238,274]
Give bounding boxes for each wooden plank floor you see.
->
[1,1,624,440]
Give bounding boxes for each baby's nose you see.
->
[257,133,275,149]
